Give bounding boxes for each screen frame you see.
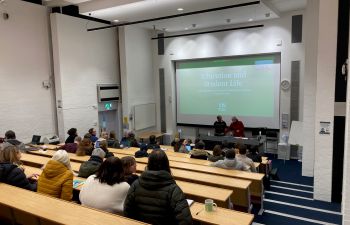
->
[174,52,281,129]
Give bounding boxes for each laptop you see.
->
[31,135,41,145]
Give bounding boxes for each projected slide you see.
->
[176,54,280,128]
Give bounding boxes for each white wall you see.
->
[343,17,350,222]
[302,0,319,177]
[50,13,120,141]
[0,0,56,142]
[154,11,305,141]
[119,26,156,133]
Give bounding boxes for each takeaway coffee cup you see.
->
[204,199,217,212]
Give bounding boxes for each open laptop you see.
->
[31,135,41,145]
[24,135,42,151]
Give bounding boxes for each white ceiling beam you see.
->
[261,0,281,18]
[78,0,144,13]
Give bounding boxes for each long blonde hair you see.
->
[0,144,22,166]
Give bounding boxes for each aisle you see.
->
[254,159,342,225]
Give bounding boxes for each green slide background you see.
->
[177,57,278,118]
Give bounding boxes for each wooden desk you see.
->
[0,183,147,225]
[21,156,233,209]
[137,131,163,142]
[134,163,251,210]
[27,150,259,210]
[190,202,253,225]
[21,153,81,172]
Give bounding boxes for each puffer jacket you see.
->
[78,156,103,178]
[190,149,210,160]
[124,170,192,225]
[0,162,36,191]
[37,160,73,201]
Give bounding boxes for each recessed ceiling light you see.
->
[185,27,189,30]
[177,8,184,11]
[248,18,253,22]
[114,19,119,22]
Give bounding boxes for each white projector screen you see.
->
[175,54,281,129]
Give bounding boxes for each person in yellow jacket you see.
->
[37,150,73,201]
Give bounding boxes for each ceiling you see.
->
[43,0,307,32]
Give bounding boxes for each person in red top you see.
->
[228,116,245,137]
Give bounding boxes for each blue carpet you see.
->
[269,186,313,198]
[266,155,313,185]
[270,180,313,192]
[264,193,341,212]
[254,158,342,225]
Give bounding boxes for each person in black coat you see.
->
[124,149,192,225]
[65,128,78,144]
[147,135,160,150]
[0,145,37,191]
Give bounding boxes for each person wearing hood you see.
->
[79,156,130,215]
[3,130,26,152]
[78,148,106,178]
[37,150,73,201]
[124,149,192,225]
[0,145,37,191]
[190,141,210,160]
[211,149,246,171]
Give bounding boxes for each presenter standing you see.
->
[228,116,245,137]
[214,115,227,136]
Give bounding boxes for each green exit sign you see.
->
[104,103,112,110]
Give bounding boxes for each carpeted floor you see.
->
[253,158,342,225]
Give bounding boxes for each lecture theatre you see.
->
[0,0,349,224]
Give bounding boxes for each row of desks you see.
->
[29,146,265,211]
[25,150,258,211]
[22,153,234,208]
[20,162,254,225]
[0,182,254,225]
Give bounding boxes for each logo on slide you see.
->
[217,103,226,112]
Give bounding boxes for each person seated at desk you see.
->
[59,136,81,153]
[190,141,210,160]
[3,130,26,152]
[97,140,114,158]
[213,115,227,136]
[88,128,98,143]
[211,149,245,171]
[38,150,73,201]
[78,148,106,178]
[247,145,262,163]
[236,145,257,172]
[178,139,190,154]
[227,116,245,137]
[65,128,78,144]
[80,156,130,215]
[221,141,235,156]
[121,156,139,185]
[134,144,149,158]
[76,134,93,156]
[172,138,181,152]
[147,135,160,150]
[0,145,38,191]
[208,145,224,162]
[107,131,120,148]
[124,150,192,225]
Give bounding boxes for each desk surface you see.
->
[138,131,164,140]
[190,202,253,225]
[0,183,147,225]
[199,135,263,146]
